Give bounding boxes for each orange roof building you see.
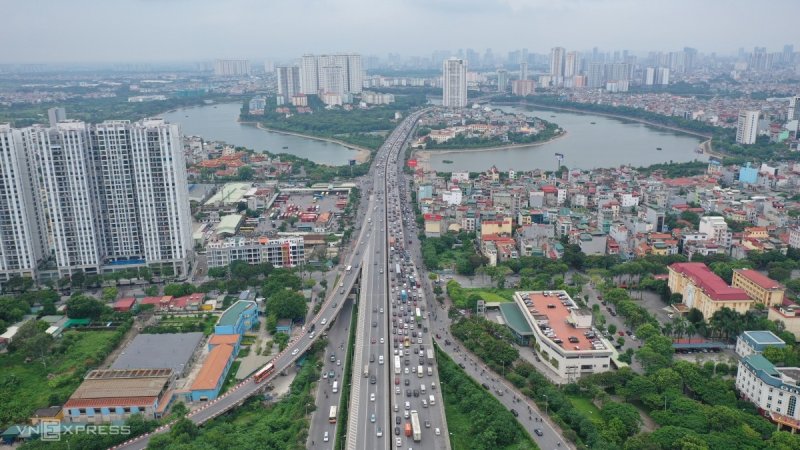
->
[190,343,236,401]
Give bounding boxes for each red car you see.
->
[395,377,400,385]
[618,331,625,337]
[371,337,377,344]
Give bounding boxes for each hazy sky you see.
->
[2,0,798,63]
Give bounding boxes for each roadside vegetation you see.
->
[437,345,537,450]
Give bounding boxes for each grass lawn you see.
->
[567,395,603,424]
[464,288,515,302]
[0,330,117,425]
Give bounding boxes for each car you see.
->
[396,416,401,425]
[377,427,382,437]
[372,337,377,344]
[424,420,430,428]
[380,337,385,344]
[626,330,633,336]
[405,401,410,410]
[510,408,519,417]
[370,354,375,362]
[395,386,400,394]
[291,348,299,356]
[329,370,335,378]
[323,431,329,442]
[404,367,410,374]
[413,389,419,397]
[405,378,410,386]
[534,429,544,437]
[395,426,401,436]
[370,392,376,401]
[337,359,341,366]
[371,413,376,423]
[404,410,409,418]
[321,318,327,325]
[322,371,328,379]
[618,331,625,337]
[395,377,400,385]
[396,437,402,447]
[372,321,377,327]
[371,375,377,384]
[406,389,411,397]
[435,427,441,436]
[380,308,384,313]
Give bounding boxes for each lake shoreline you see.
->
[413,131,568,158]
[241,121,372,164]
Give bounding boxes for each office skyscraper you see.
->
[519,62,528,81]
[276,66,300,98]
[736,110,760,145]
[1,118,193,283]
[47,107,66,127]
[442,58,467,108]
[299,53,363,95]
[550,47,565,78]
[787,95,800,121]
[0,124,47,283]
[587,62,605,88]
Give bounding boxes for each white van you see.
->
[429,394,435,405]
[427,367,433,376]
[332,381,339,393]
[420,384,426,394]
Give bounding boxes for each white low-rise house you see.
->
[206,236,304,268]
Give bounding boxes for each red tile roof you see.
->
[113,298,136,311]
[64,396,157,408]
[670,263,750,301]
[735,269,784,290]
[208,334,241,346]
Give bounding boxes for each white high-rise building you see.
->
[298,53,362,95]
[2,118,193,282]
[276,66,301,98]
[699,216,732,248]
[519,62,528,81]
[442,58,467,108]
[550,47,565,78]
[655,67,670,85]
[736,110,760,145]
[644,67,656,86]
[787,95,800,121]
[129,119,193,277]
[213,59,251,77]
[29,121,104,276]
[0,124,47,283]
[300,55,319,95]
[497,69,508,92]
[564,51,578,78]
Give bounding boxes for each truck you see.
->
[364,364,369,378]
[426,349,434,365]
[394,355,401,375]
[404,422,412,437]
[400,290,408,302]
[410,410,422,442]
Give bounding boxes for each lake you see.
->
[420,103,706,172]
[160,103,361,166]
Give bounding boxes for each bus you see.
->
[253,362,275,383]
[394,355,401,375]
[395,263,401,275]
[410,410,422,441]
[329,406,337,424]
[415,307,421,319]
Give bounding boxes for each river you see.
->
[417,103,706,172]
[159,103,362,166]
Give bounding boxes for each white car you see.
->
[380,338,385,344]
[321,318,328,325]
[291,348,299,356]
[395,386,400,394]
[404,367,409,374]
[404,401,410,410]
[396,437,402,447]
[370,392,376,401]
[323,431,329,442]
[377,427,383,437]
[435,428,441,436]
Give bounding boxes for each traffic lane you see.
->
[308,301,353,448]
[431,332,570,449]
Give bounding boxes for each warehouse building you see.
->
[111,332,203,378]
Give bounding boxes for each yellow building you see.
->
[668,263,753,320]
[732,269,785,306]
[480,216,512,237]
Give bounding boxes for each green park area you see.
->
[0,328,123,426]
[143,314,217,336]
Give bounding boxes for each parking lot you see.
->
[266,191,348,233]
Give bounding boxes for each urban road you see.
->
[112,108,568,450]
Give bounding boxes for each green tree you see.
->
[66,295,107,319]
[102,287,119,302]
[266,290,307,320]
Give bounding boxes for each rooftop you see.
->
[191,343,234,391]
[515,291,606,352]
[742,330,786,346]
[111,333,203,376]
[670,262,751,301]
[217,300,257,327]
[734,269,785,290]
[70,369,172,400]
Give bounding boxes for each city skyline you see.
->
[1,0,799,63]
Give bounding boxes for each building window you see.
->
[789,397,797,417]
